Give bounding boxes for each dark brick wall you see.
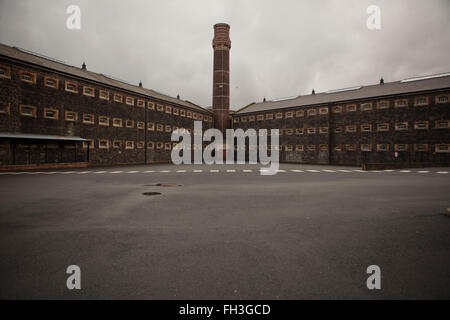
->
[233,92,450,166]
[0,58,213,166]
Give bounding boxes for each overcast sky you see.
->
[0,0,449,109]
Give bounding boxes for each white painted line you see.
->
[60,171,75,174]
[93,171,107,174]
[291,170,304,173]
[193,170,203,173]
[24,172,44,175]
[78,171,91,174]
[127,171,139,174]
[338,170,352,173]
[176,170,186,173]
[322,170,336,173]
[437,171,449,174]
[418,171,429,174]
[160,170,171,173]
[243,170,253,173]
[277,170,286,173]
[43,172,57,175]
[210,170,220,173]
[110,171,123,174]
[143,171,154,173]
[400,170,411,173]
[307,170,320,173]
[227,170,236,173]
[371,170,383,173]
[353,170,366,173]
[384,170,394,172]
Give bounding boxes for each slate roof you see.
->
[0,43,210,113]
[236,73,450,114]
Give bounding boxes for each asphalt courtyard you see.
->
[0,163,449,299]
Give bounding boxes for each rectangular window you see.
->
[332,106,343,113]
[285,145,293,152]
[165,125,172,133]
[395,99,408,108]
[276,112,283,119]
[307,145,316,152]
[192,113,198,120]
[346,104,357,112]
[19,105,37,118]
[286,111,294,118]
[395,144,408,152]
[436,95,449,104]
[257,114,264,121]
[65,111,78,122]
[307,127,316,135]
[44,108,58,120]
[156,123,163,132]
[0,65,11,79]
[333,126,343,134]
[147,122,155,131]
[137,141,145,149]
[377,123,390,132]
[377,144,390,152]
[233,118,239,123]
[361,103,372,112]
[126,120,135,128]
[180,109,186,117]
[307,109,316,116]
[435,144,450,153]
[173,108,179,115]
[99,90,109,100]
[157,104,164,112]
[377,101,389,110]
[346,144,356,152]
[414,97,429,106]
[414,121,429,130]
[165,143,172,150]
[126,97,134,106]
[113,118,123,127]
[266,113,273,120]
[319,107,329,115]
[296,110,304,117]
[147,102,155,110]
[435,120,449,129]
[83,86,95,97]
[319,127,328,134]
[248,115,255,122]
[114,94,123,103]
[44,76,58,89]
[187,111,192,118]
[361,124,372,132]
[83,114,95,124]
[148,142,155,150]
[319,144,328,151]
[99,139,109,149]
[137,99,145,108]
[296,145,304,152]
[125,141,134,150]
[65,81,78,93]
[333,145,342,152]
[414,144,429,152]
[157,142,164,150]
[395,122,408,131]
[113,141,122,149]
[137,121,145,130]
[346,125,357,133]
[0,102,10,115]
[361,144,372,152]
[98,116,109,126]
[285,128,294,135]
[241,116,247,122]
[165,106,172,114]
[20,71,37,84]
[295,128,304,135]
[83,140,95,149]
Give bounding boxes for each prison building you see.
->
[0,43,213,169]
[232,74,450,167]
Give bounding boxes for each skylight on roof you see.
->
[326,86,362,94]
[272,95,299,102]
[400,72,450,83]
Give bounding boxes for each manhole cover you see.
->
[142,192,161,196]
[145,183,182,187]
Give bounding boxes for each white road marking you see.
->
[160,170,171,173]
[277,170,286,173]
[227,170,236,173]
[43,172,57,175]
[210,170,220,173]
[437,171,448,174]
[307,170,320,173]
[338,170,352,173]
[127,171,139,174]
[384,170,394,172]
[418,171,429,174]
[193,170,203,173]
[291,170,304,173]
[93,171,107,174]
[353,170,366,173]
[243,170,253,173]
[110,171,123,174]
[322,170,336,173]
[176,170,186,173]
[78,171,91,174]
[400,170,411,173]
[60,171,75,174]
[143,171,154,173]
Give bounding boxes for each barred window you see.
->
[65,111,78,122]
[414,97,428,106]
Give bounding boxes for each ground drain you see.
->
[142,192,162,197]
[144,183,182,187]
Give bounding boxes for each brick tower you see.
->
[212,23,231,135]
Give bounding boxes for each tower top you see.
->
[213,23,231,50]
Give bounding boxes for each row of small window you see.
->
[274,144,450,153]
[233,95,450,123]
[85,140,180,151]
[269,121,449,136]
[0,65,212,122]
